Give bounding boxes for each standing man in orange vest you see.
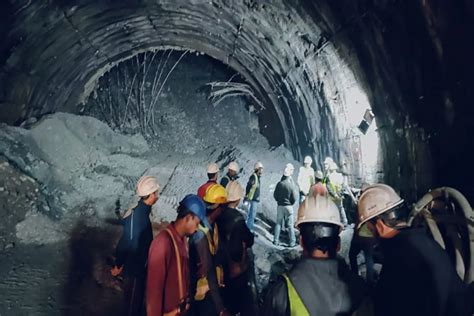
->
[146,194,208,316]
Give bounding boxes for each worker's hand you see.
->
[111,265,123,277]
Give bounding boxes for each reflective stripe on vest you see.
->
[282,274,310,316]
[194,224,225,301]
[246,173,259,200]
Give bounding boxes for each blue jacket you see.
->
[115,199,153,276]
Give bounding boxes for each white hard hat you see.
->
[295,194,343,229]
[357,184,404,228]
[136,176,160,197]
[207,163,219,174]
[304,156,312,164]
[315,170,324,180]
[324,157,334,164]
[226,181,244,202]
[285,163,294,170]
[228,161,239,172]
[254,162,264,170]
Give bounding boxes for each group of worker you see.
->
[112,159,474,316]
[273,155,349,247]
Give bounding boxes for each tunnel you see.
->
[0,0,473,315]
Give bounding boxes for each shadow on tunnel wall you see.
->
[62,219,124,316]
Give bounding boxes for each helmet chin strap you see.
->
[375,219,399,239]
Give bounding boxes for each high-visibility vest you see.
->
[282,274,310,316]
[246,173,259,200]
[194,224,225,301]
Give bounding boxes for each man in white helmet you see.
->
[263,193,368,316]
[218,181,258,315]
[112,175,160,316]
[244,162,263,233]
[220,161,240,188]
[273,163,297,247]
[357,184,473,316]
[198,162,220,199]
[297,156,315,203]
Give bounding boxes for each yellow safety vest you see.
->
[282,274,310,316]
[246,173,259,200]
[194,224,225,301]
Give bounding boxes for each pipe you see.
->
[411,187,474,283]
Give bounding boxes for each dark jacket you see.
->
[220,172,239,188]
[273,175,296,206]
[115,199,153,276]
[245,173,261,202]
[374,227,472,316]
[262,257,368,316]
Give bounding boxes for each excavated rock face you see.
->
[1,0,473,200]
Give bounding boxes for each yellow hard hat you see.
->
[203,183,228,204]
[357,184,404,228]
[295,193,343,229]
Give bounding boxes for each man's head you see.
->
[303,156,312,167]
[254,162,264,176]
[323,157,333,172]
[177,194,208,235]
[136,175,160,205]
[203,184,228,222]
[226,181,244,208]
[295,193,343,258]
[207,163,219,181]
[357,184,409,239]
[315,170,324,182]
[283,163,294,177]
[227,161,239,178]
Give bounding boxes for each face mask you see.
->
[375,219,399,239]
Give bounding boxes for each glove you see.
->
[111,265,123,277]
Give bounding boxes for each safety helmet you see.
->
[136,176,160,197]
[357,184,404,228]
[226,181,244,202]
[179,194,209,226]
[315,170,324,180]
[207,163,219,174]
[228,161,239,172]
[324,157,334,164]
[203,183,228,204]
[254,162,264,170]
[286,163,294,170]
[304,156,312,164]
[295,194,343,229]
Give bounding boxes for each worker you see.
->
[217,181,258,316]
[273,163,297,247]
[323,157,334,178]
[146,194,207,316]
[309,170,327,196]
[324,161,348,227]
[197,163,219,198]
[220,161,239,188]
[189,184,230,316]
[112,175,160,316]
[297,156,315,203]
[262,193,369,316]
[244,162,263,233]
[357,183,473,316]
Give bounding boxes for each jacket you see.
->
[374,228,472,316]
[262,257,368,316]
[147,223,190,316]
[273,175,297,206]
[297,166,315,195]
[115,199,153,276]
[245,173,261,202]
[220,172,239,188]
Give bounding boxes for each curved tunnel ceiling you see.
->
[1,0,474,201]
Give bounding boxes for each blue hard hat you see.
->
[179,194,209,227]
